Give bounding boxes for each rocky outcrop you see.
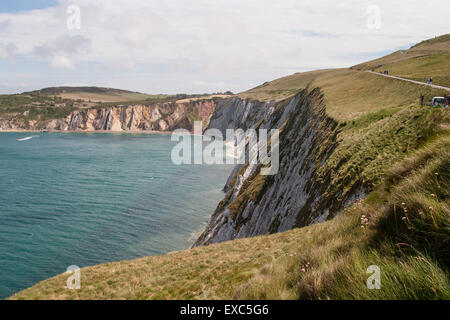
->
[54,100,217,132]
[0,117,28,130]
[0,99,218,132]
[195,88,366,246]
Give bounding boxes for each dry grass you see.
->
[233,135,450,300]
[353,34,450,87]
[239,34,450,121]
[353,34,450,71]
[360,53,450,88]
[9,35,450,300]
[176,95,233,103]
[239,68,447,121]
[57,92,160,103]
[10,134,449,300]
[10,224,313,300]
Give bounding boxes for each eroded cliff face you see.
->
[0,117,29,130]
[195,88,366,246]
[0,100,217,132]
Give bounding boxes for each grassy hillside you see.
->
[0,87,160,121]
[9,35,450,300]
[353,34,450,87]
[0,87,226,128]
[239,34,449,121]
[34,87,164,103]
[10,134,449,299]
[0,93,78,121]
[239,68,447,122]
[10,96,449,300]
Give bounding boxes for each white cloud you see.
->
[0,42,17,60]
[193,80,227,90]
[0,0,448,93]
[34,35,91,58]
[51,56,75,69]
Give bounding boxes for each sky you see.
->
[0,0,448,94]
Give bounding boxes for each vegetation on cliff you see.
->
[0,87,232,130]
[353,34,450,87]
[11,94,449,300]
[10,133,449,300]
[9,35,450,300]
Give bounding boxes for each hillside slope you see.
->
[32,87,159,103]
[0,88,228,132]
[196,95,449,246]
[11,131,449,300]
[11,94,449,300]
[239,34,450,120]
[9,35,450,300]
[353,34,450,87]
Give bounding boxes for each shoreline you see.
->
[0,129,175,135]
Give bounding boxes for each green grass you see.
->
[367,53,450,87]
[239,34,449,121]
[0,88,226,128]
[239,68,447,121]
[219,93,449,234]
[353,34,450,87]
[315,105,449,203]
[231,135,450,300]
[32,86,161,103]
[0,94,77,127]
[7,35,450,300]
[10,103,449,300]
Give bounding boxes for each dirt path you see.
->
[366,70,450,92]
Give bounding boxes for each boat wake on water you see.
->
[16,136,39,142]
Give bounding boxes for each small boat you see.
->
[16,137,33,141]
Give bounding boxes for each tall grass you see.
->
[380,137,450,264]
[233,135,450,300]
[10,106,450,301]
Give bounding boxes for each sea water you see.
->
[0,132,233,299]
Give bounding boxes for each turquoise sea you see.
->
[0,132,233,299]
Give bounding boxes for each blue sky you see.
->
[0,0,448,94]
[0,0,58,13]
